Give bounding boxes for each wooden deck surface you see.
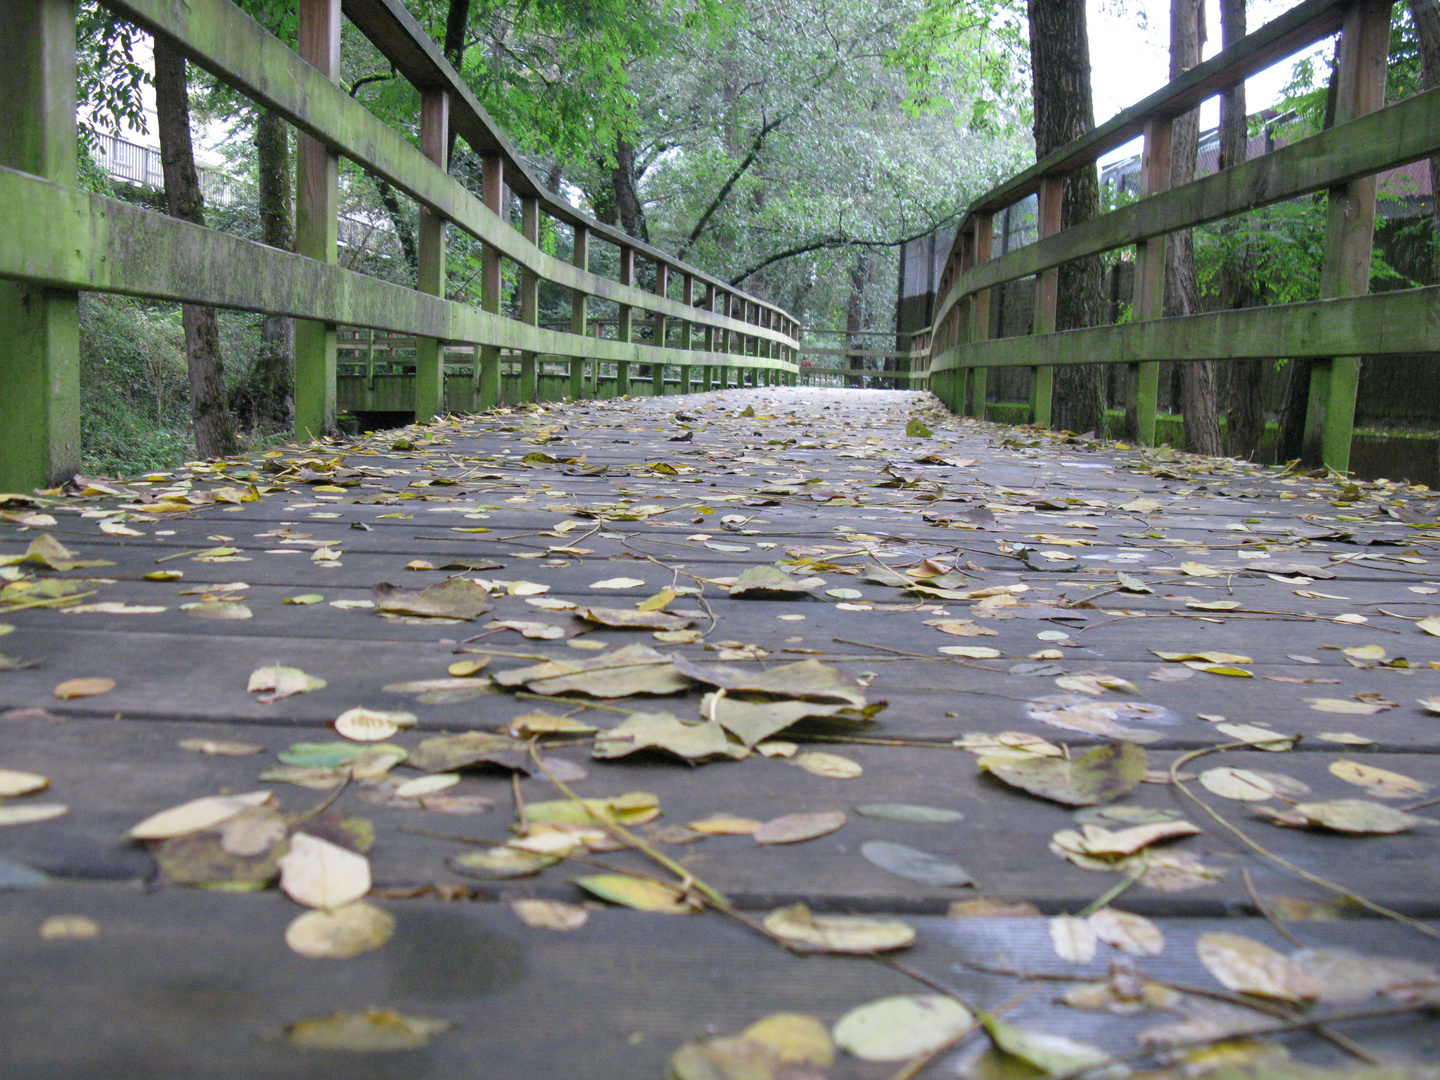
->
[4,388,1440,1078]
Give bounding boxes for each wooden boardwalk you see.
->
[4,387,1440,1078]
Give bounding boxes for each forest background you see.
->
[69,0,1435,475]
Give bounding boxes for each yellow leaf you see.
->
[277,833,372,909]
[128,790,274,840]
[1329,759,1427,799]
[0,769,49,797]
[285,901,394,958]
[574,873,696,913]
[39,915,99,940]
[52,677,115,700]
[795,751,863,779]
[1197,932,1319,1002]
[686,813,763,835]
[333,707,418,742]
[637,587,677,612]
[740,1013,835,1066]
[508,898,590,931]
[763,903,914,953]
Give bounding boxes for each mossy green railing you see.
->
[924,0,1438,473]
[0,0,799,491]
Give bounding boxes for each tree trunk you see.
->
[595,137,649,242]
[1167,0,1223,456]
[1218,0,1264,459]
[442,0,471,164]
[153,41,238,459]
[845,251,868,388]
[1027,0,1107,435]
[1411,0,1440,284]
[238,108,295,431]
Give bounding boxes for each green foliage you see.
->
[79,295,195,475]
[75,2,148,148]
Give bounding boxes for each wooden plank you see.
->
[932,85,1440,333]
[1131,118,1173,446]
[0,0,79,492]
[930,283,1440,373]
[1029,176,1061,428]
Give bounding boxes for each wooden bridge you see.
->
[5,0,1440,1077]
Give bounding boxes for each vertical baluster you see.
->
[652,262,668,397]
[1029,175,1062,428]
[969,213,993,417]
[616,245,634,396]
[295,0,341,438]
[679,274,695,393]
[476,156,504,408]
[414,88,449,421]
[1131,118,1172,445]
[570,224,589,399]
[518,195,540,402]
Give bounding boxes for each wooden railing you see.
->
[924,0,1435,472]
[797,329,931,389]
[0,0,799,490]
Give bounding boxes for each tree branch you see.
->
[727,221,952,287]
[675,111,790,261]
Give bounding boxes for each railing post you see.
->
[702,283,717,389]
[652,262,668,397]
[474,155,505,409]
[616,245,634,396]
[0,0,79,490]
[968,214,993,416]
[414,87,449,422]
[678,274,695,393]
[1030,175,1061,428]
[1131,118,1173,445]
[570,225,589,399]
[518,195,540,402]
[1308,0,1390,472]
[294,0,341,439]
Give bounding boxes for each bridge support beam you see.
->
[294,0,341,440]
[0,0,79,491]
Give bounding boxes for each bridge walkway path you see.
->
[3,387,1440,1077]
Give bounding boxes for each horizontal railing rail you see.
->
[925,0,1430,472]
[0,0,799,490]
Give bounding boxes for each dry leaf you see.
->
[1261,798,1430,834]
[277,832,372,909]
[1049,914,1097,963]
[740,1013,835,1066]
[753,810,846,845]
[1329,759,1428,799]
[1088,908,1164,956]
[795,751,862,778]
[285,901,395,959]
[52,677,115,700]
[333,707,418,742]
[686,813,763,835]
[128,790,273,840]
[831,995,972,1062]
[763,903,914,953]
[0,804,68,826]
[508,898,589,931]
[1196,932,1319,1002]
[0,769,49,797]
[282,1009,454,1051]
[1306,697,1392,716]
[981,742,1147,806]
[247,664,326,703]
[574,873,696,913]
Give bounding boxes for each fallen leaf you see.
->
[508,898,589,931]
[1214,723,1295,751]
[0,769,49,797]
[763,903,914,953]
[177,738,263,756]
[673,656,866,706]
[39,915,99,940]
[1261,798,1430,834]
[686,813,763,835]
[853,803,963,824]
[52,677,115,700]
[448,846,560,879]
[594,712,743,762]
[1329,759,1428,799]
[408,731,531,773]
[1088,907,1164,956]
[372,578,494,619]
[333,707,418,742]
[1306,697,1392,716]
[247,664,326,703]
[128,790,274,840]
[494,643,690,697]
[285,901,395,959]
[740,1013,835,1066]
[1197,932,1319,1002]
[753,810,846,845]
[575,605,691,630]
[831,995,972,1062]
[277,832,372,909]
[0,804,68,826]
[589,576,646,590]
[795,751,862,778]
[282,1009,454,1051]
[1049,914,1097,963]
[981,1016,1111,1073]
[981,742,1147,806]
[860,840,971,886]
[574,873,696,913]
